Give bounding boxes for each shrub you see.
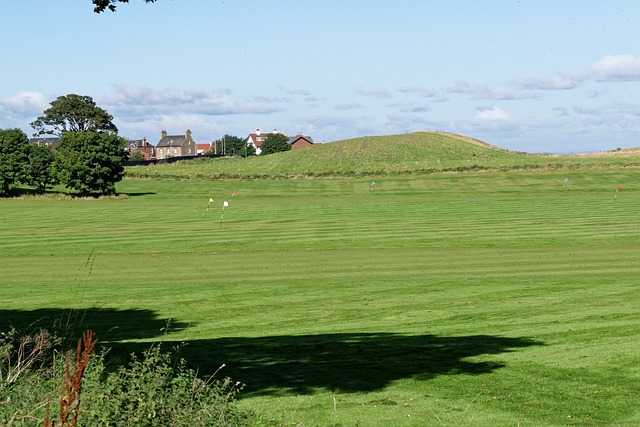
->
[78,345,249,426]
[0,331,254,427]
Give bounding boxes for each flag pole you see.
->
[205,198,214,218]
[220,200,229,228]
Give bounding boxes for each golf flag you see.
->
[617,185,622,191]
[232,191,238,197]
[370,181,376,192]
[204,197,214,217]
[563,178,569,190]
[219,200,231,228]
[614,185,622,202]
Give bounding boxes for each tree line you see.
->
[0,94,125,197]
[1,93,294,197]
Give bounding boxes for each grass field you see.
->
[2,158,640,424]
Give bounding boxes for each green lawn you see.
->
[2,170,640,426]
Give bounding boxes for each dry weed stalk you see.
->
[2,329,57,385]
[44,330,97,427]
[191,363,225,402]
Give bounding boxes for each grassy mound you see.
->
[126,131,640,180]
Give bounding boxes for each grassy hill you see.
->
[125,131,640,180]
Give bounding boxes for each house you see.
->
[288,133,314,149]
[124,137,155,160]
[155,129,197,159]
[246,129,314,154]
[246,129,269,155]
[29,137,60,150]
[196,142,212,155]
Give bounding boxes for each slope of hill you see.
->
[125,132,640,180]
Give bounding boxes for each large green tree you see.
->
[53,132,126,196]
[27,144,57,192]
[260,133,291,155]
[211,134,255,157]
[31,94,118,137]
[0,129,30,196]
[92,0,156,13]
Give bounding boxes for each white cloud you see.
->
[513,75,579,90]
[333,102,362,110]
[510,54,640,93]
[102,85,281,117]
[0,91,49,115]
[278,86,311,97]
[446,81,538,100]
[590,54,640,82]
[354,87,393,99]
[473,106,511,122]
[387,101,430,113]
[397,86,436,98]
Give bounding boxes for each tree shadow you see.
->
[1,308,542,396]
[110,332,542,397]
[120,192,156,197]
[0,307,189,343]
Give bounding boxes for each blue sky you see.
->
[2,1,640,153]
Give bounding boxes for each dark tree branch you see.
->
[92,0,157,13]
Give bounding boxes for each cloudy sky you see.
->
[2,1,640,153]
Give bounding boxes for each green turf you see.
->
[2,170,640,426]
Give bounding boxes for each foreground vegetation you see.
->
[2,133,640,425]
[1,330,249,426]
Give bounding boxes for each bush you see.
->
[79,345,249,426]
[0,330,254,427]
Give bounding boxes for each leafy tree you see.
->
[260,133,291,155]
[127,150,146,161]
[27,145,57,192]
[211,134,255,157]
[31,94,118,137]
[92,0,156,13]
[0,128,30,196]
[53,132,126,196]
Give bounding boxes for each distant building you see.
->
[287,133,314,149]
[29,137,60,150]
[155,129,197,159]
[246,129,268,155]
[246,129,314,155]
[124,137,155,160]
[196,142,213,155]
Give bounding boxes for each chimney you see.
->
[256,128,261,136]
[273,128,277,134]
[297,132,302,136]
[186,129,192,140]
[142,137,147,147]
[161,130,167,139]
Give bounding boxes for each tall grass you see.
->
[2,169,640,425]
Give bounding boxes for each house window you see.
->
[174,148,177,154]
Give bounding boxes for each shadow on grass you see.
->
[1,308,542,396]
[169,333,542,396]
[120,192,156,197]
[0,307,189,343]
[6,187,155,198]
